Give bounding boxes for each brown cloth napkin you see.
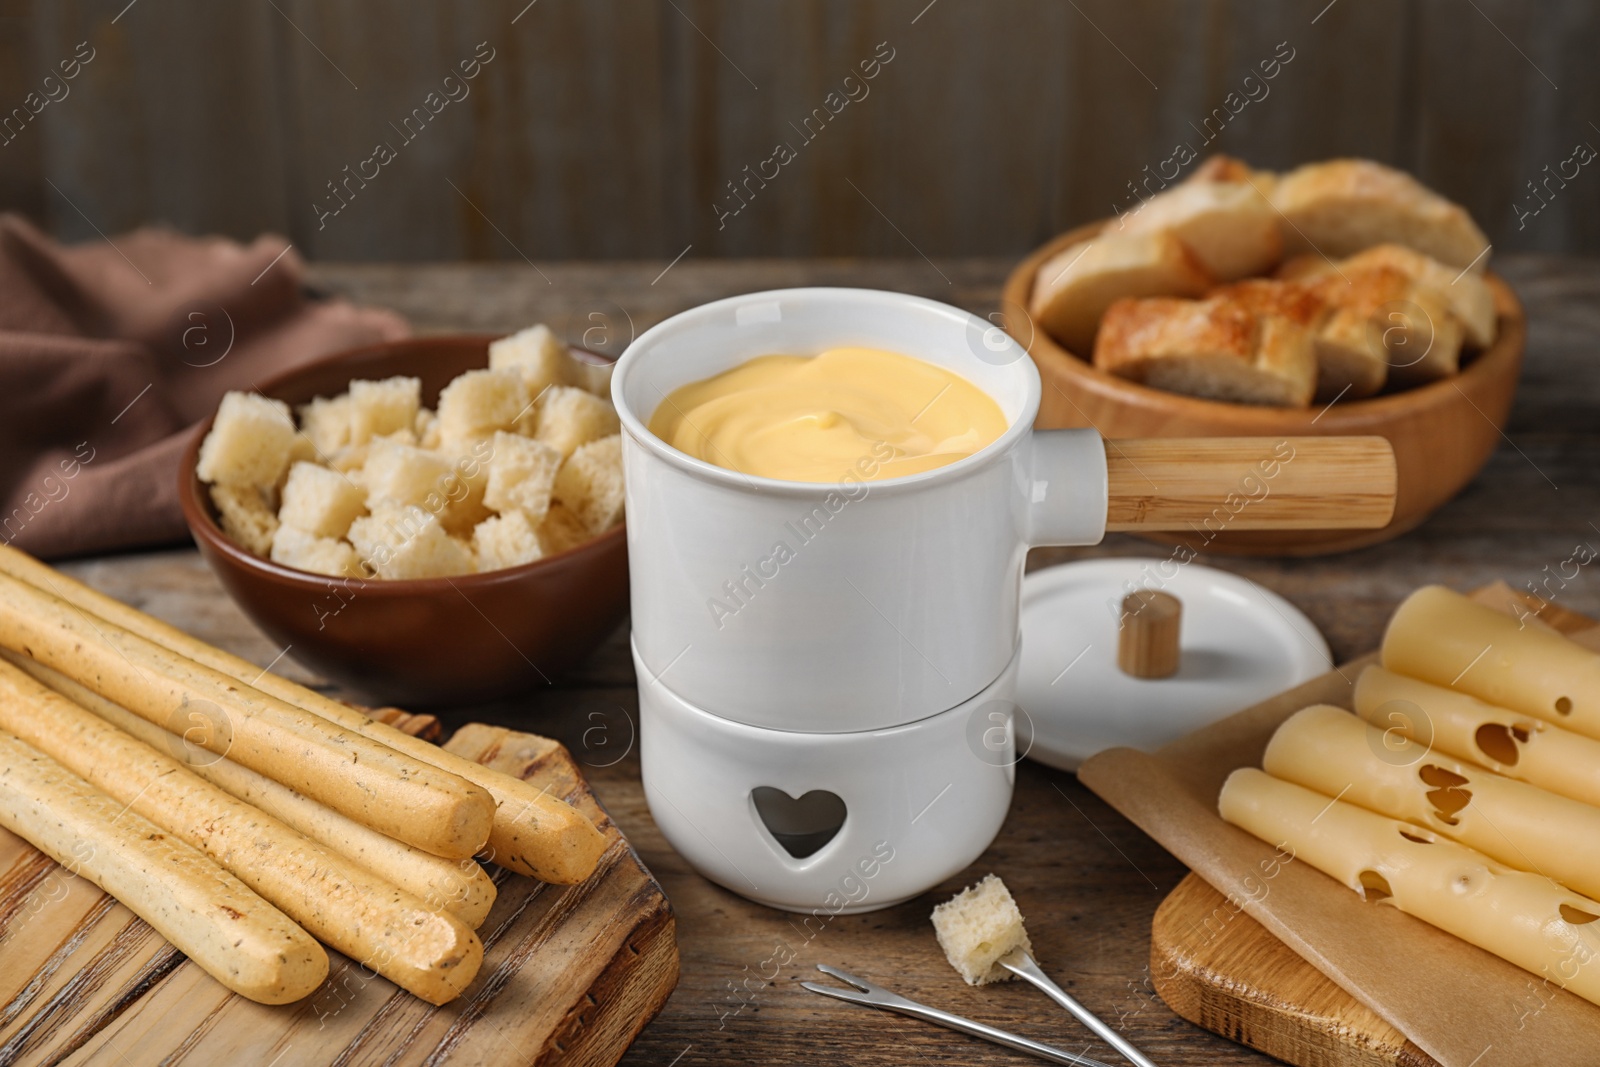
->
[0,214,408,560]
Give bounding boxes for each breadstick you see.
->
[3,651,496,929]
[0,570,494,861]
[0,546,604,883]
[0,660,483,1004]
[0,729,327,1005]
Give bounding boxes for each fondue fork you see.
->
[803,964,1114,1067]
[997,950,1161,1067]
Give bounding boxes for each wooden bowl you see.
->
[1001,224,1527,555]
[180,335,629,708]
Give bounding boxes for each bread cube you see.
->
[437,369,529,444]
[348,503,475,580]
[483,431,563,525]
[269,524,361,579]
[513,402,540,438]
[537,502,591,556]
[210,484,278,557]
[436,438,495,535]
[489,325,574,400]
[349,376,421,445]
[297,394,351,453]
[328,442,369,475]
[472,511,544,571]
[380,427,417,447]
[288,431,320,463]
[573,357,614,398]
[277,461,368,539]
[534,386,620,458]
[196,391,297,488]
[362,438,455,509]
[931,875,1034,986]
[553,434,624,533]
[273,434,321,496]
[415,407,441,449]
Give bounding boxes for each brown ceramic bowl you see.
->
[179,335,629,708]
[1002,222,1527,555]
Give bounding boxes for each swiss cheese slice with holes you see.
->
[1219,767,1600,1008]
[1355,666,1600,810]
[1263,705,1600,902]
[1382,585,1600,741]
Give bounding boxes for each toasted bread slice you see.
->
[1214,276,1382,401]
[1119,161,1283,281]
[1189,153,1277,192]
[1030,231,1213,356]
[1093,296,1316,408]
[1273,253,1327,283]
[1309,308,1390,400]
[1342,244,1495,348]
[1271,159,1490,272]
[1277,244,1495,349]
[1210,278,1327,329]
[1310,266,1464,388]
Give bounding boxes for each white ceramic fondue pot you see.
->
[613,287,1394,912]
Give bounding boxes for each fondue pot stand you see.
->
[612,288,1395,912]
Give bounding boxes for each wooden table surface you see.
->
[60,255,1600,1066]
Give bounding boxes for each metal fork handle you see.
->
[999,951,1160,1067]
[802,972,1114,1067]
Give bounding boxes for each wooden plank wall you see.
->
[1,0,1595,262]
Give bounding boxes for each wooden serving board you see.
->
[0,720,678,1067]
[1144,586,1594,1067]
[1152,873,1438,1067]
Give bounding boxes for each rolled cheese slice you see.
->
[1220,767,1600,1007]
[1355,665,1600,809]
[0,729,327,1004]
[1264,704,1600,901]
[1382,585,1600,739]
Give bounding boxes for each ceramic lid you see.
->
[1016,558,1332,771]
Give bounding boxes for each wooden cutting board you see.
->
[1151,873,1439,1067]
[1146,586,1593,1067]
[0,718,678,1067]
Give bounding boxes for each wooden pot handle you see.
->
[1104,436,1396,532]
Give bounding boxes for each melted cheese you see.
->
[647,347,1007,483]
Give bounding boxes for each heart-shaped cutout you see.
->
[751,787,847,859]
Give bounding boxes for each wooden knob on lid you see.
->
[1118,590,1182,679]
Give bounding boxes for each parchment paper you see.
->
[1077,583,1600,1067]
